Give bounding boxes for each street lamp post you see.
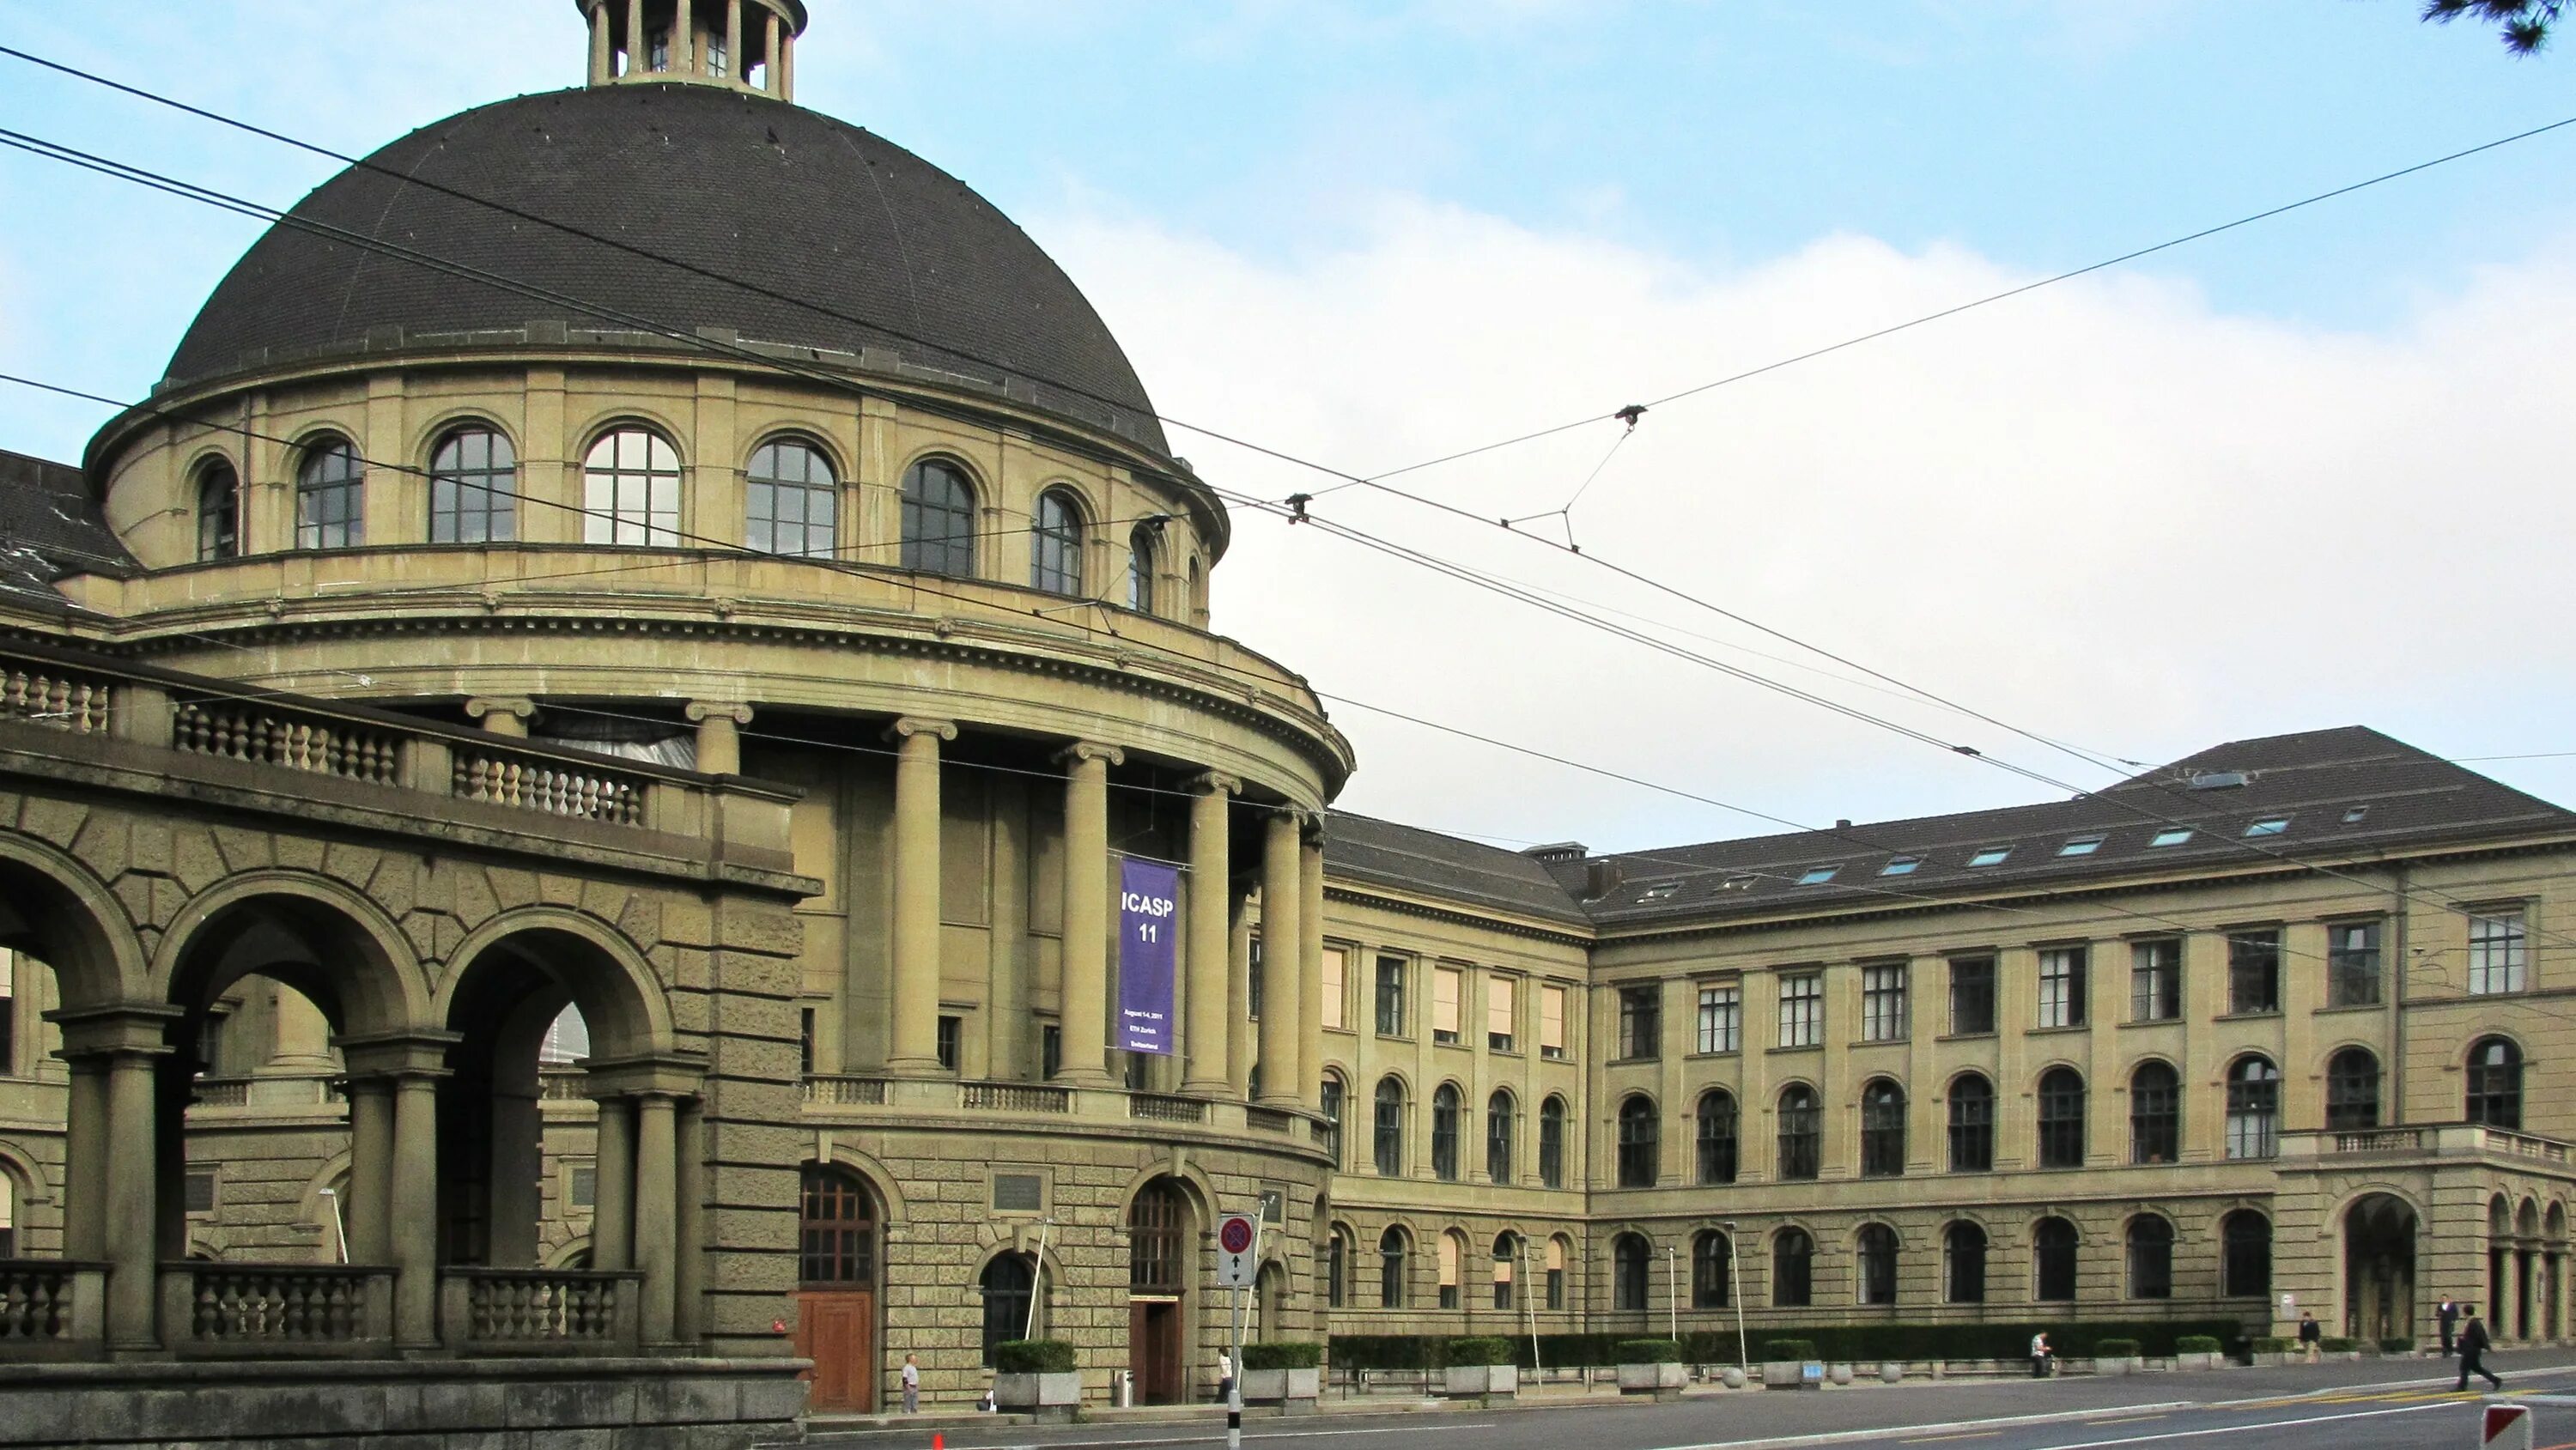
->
[1722,1221,1748,1374]
[1665,1243,1679,1346]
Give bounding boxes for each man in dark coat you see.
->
[2456,1310,2502,1392]
[2439,1298,2461,1357]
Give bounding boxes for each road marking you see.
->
[1995,1399,2452,1450]
[2085,1416,2166,1426]
[952,1423,1502,1450]
[1899,1434,1996,1444]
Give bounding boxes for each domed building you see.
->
[0,4,2573,1443]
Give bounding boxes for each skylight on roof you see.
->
[1967,846,2012,867]
[2245,816,2290,837]
[1796,865,1841,886]
[2149,828,2194,847]
[1880,856,1922,877]
[1717,875,1757,892]
[2058,834,2105,857]
[2342,806,2369,825]
[1637,882,1680,901]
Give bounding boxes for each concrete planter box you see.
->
[2092,1356,2142,1376]
[995,1371,1082,1419]
[1762,1361,1818,1390]
[1442,1364,1518,1399]
[2174,1352,2223,1371]
[1619,1362,1688,1398]
[2250,1351,2294,1368]
[1242,1367,1321,1406]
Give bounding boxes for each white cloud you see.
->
[1036,197,2576,851]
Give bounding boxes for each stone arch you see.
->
[411,407,521,468]
[546,1235,594,1269]
[153,870,429,1040]
[573,409,691,467]
[295,1150,356,1264]
[2344,1190,2418,1341]
[0,832,149,1011]
[437,907,674,1060]
[815,1142,910,1225]
[741,423,854,484]
[2519,1197,2543,1241]
[0,1137,55,1210]
[1111,1158,1219,1227]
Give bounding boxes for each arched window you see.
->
[1128,1179,1187,1292]
[1696,1089,1739,1186]
[1377,1225,1408,1308]
[1613,1232,1651,1312]
[979,1252,1036,1365]
[1326,1224,1352,1307]
[2327,1047,2381,1131]
[583,428,679,545]
[195,461,240,561]
[1437,1229,1466,1308]
[1320,1071,1346,1171]
[2130,1060,2180,1165]
[1539,1095,1568,1188]
[1616,1094,1658,1187]
[430,427,517,543]
[2468,1037,2523,1129]
[2225,1056,2280,1160]
[1431,1083,1463,1182]
[2032,1216,2078,1301]
[1861,1079,1906,1178]
[1947,1073,1994,1173]
[1856,1223,1899,1306]
[2037,1067,2086,1168]
[1944,1222,1987,1304]
[1492,1232,1519,1311]
[2221,1210,2271,1298]
[1373,1077,1406,1176]
[900,458,977,576]
[2126,1216,2174,1299]
[798,1164,877,1287]
[1777,1083,1821,1180]
[1127,524,1158,612]
[745,437,837,557]
[1486,1089,1516,1186]
[295,435,364,549]
[1031,488,1085,595]
[1773,1227,1814,1307]
[1546,1235,1568,1309]
[1692,1229,1732,1307]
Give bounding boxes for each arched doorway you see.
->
[2344,1193,2417,1342]
[797,1163,880,1412]
[1127,1177,1191,1405]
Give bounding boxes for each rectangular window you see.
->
[799,1006,815,1076]
[2227,929,2281,1014]
[1949,957,1996,1035]
[1321,949,1347,1031]
[0,950,15,1076]
[1040,1023,1060,1081]
[2328,921,2383,1007]
[1619,986,1662,1060]
[1777,972,1823,1048]
[1696,981,1741,1055]
[2469,910,2528,995]
[936,1014,961,1072]
[2129,939,2180,1022]
[1862,963,1909,1042]
[1540,984,1567,1059]
[1375,956,1407,1036]
[1249,937,1263,1022]
[1486,974,1516,1053]
[1432,967,1463,1045]
[2038,946,2088,1028]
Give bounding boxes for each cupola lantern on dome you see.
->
[579,0,809,99]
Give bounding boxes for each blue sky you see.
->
[3,2,2575,848]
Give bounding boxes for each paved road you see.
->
[811,1351,2576,1450]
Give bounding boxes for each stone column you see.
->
[1057,742,1123,1085]
[392,1071,440,1347]
[627,0,647,74]
[61,1055,106,1260]
[345,1077,394,1265]
[1227,891,1255,1100]
[104,1048,161,1348]
[269,987,333,1071]
[674,1098,706,1344]
[465,696,536,737]
[589,2,612,85]
[725,0,743,81]
[886,718,957,1077]
[779,28,795,96]
[763,10,781,91]
[673,0,693,71]
[687,701,753,775]
[635,1092,678,1345]
[1257,810,1304,1107]
[1300,822,1327,1107]
[1181,773,1238,1095]
[592,1094,635,1270]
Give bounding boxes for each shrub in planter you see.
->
[2378,1337,2415,1356]
[1617,1340,1688,1398]
[993,1339,1081,1416]
[1620,1339,1685,1363]
[2175,1336,2223,1355]
[1449,1338,1515,1366]
[2093,1338,2142,1357]
[1241,1341,1323,1406]
[993,1339,1077,1374]
[1442,1338,1520,1399]
[2251,1337,2292,1354]
[1242,1343,1323,1371]
[1765,1338,1820,1362]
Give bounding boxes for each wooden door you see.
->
[797,1290,876,1412]
[1130,1300,1182,1404]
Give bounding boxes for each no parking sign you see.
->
[1217,1213,1257,1288]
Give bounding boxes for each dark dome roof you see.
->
[167,84,1167,452]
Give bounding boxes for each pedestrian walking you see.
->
[2455,1311,2503,1392]
[2030,1331,2053,1378]
[1217,1348,1235,1403]
[2439,1298,2460,1357]
[2298,1312,2322,1365]
[902,1352,921,1413]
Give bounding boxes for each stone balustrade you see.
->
[159,1265,394,1358]
[0,662,112,734]
[2284,1122,2574,1163]
[0,1262,106,1360]
[437,1269,641,1356]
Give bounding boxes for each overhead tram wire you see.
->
[9,133,2571,961]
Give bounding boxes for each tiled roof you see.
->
[1322,811,1589,927]
[0,450,137,613]
[166,83,1170,453]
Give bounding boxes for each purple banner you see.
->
[1118,858,1180,1055]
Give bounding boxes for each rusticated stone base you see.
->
[0,1356,807,1448]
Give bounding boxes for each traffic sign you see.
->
[1217,1213,1257,1288]
[2483,1403,2531,1450]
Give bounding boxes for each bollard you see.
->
[2481,1403,2530,1450]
